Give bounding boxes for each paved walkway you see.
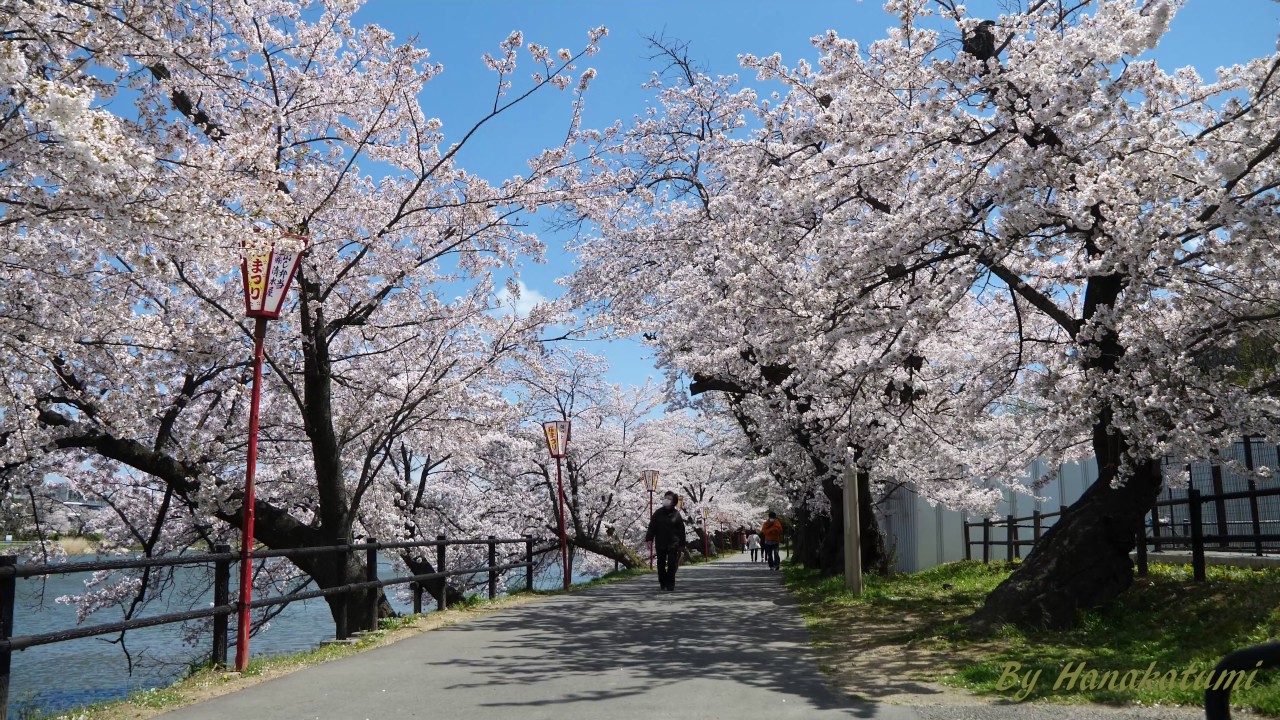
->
[159,557,1223,720]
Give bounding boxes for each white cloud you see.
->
[494,279,547,318]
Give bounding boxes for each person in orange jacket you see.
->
[760,511,784,570]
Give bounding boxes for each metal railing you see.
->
[1138,487,1280,581]
[1205,641,1280,720]
[964,485,1280,583]
[963,509,1063,562]
[0,535,550,720]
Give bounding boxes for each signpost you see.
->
[235,231,307,672]
[843,462,863,595]
[543,420,572,590]
[701,507,711,560]
[642,470,659,569]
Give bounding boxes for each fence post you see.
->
[982,518,991,563]
[1209,463,1229,549]
[963,521,971,561]
[334,535,349,640]
[1032,510,1042,545]
[487,536,497,601]
[411,581,423,615]
[1243,436,1263,557]
[1006,514,1016,562]
[1151,506,1163,552]
[1189,489,1206,582]
[212,544,231,667]
[1,555,16,720]
[436,535,447,611]
[524,535,534,591]
[1134,516,1148,577]
[365,538,379,632]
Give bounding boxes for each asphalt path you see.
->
[159,556,1224,720]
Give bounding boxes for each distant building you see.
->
[878,438,1280,573]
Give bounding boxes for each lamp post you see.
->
[543,420,572,590]
[235,231,307,672]
[701,507,711,560]
[642,470,659,569]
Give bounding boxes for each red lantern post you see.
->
[542,420,572,590]
[235,232,306,672]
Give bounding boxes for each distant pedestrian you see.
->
[747,532,761,563]
[645,491,687,591]
[760,512,784,570]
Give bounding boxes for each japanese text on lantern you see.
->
[262,248,302,315]
[241,233,308,319]
[542,420,570,458]
[245,253,270,309]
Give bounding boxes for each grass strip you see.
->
[785,559,1280,716]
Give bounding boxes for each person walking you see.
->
[747,532,761,563]
[645,490,687,591]
[760,512,784,570]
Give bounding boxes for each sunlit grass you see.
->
[786,560,1280,715]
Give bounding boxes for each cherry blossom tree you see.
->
[1,0,609,638]
[566,0,1280,628]
[563,35,1026,576]
[509,347,760,573]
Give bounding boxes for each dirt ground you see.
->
[806,608,1002,707]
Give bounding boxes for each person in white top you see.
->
[747,532,762,563]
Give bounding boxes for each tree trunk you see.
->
[966,440,1161,630]
[965,268,1158,631]
[788,471,890,577]
[400,553,466,607]
[571,534,644,568]
[856,468,892,576]
[790,501,826,570]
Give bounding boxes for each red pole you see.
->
[647,490,654,570]
[703,525,710,560]
[235,317,268,672]
[555,457,570,590]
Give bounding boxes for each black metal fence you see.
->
[964,484,1280,583]
[963,509,1063,562]
[1156,438,1280,554]
[965,438,1280,568]
[0,535,548,720]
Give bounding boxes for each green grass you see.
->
[785,560,1280,715]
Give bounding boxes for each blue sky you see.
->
[352,0,1280,391]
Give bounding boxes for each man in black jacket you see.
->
[645,491,687,591]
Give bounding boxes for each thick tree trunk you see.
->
[790,502,826,570]
[966,437,1162,630]
[855,468,892,576]
[965,267,1157,631]
[789,471,890,577]
[688,527,717,558]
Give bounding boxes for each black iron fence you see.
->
[0,535,550,720]
[965,438,1280,569]
[963,508,1062,562]
[964,484,1280,582]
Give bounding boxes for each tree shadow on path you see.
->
[425,558,921,718]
